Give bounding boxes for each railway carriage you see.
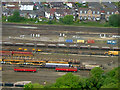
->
[80,46,89,49]
[69,44,78,49]
[25,43,34,47]
[37,44,46,47]
[44,63,70,68]
[57,44,67,48]
[14,43,24,46]
[48,44,57,48]
[3,42,14,46]
[101,47,110,50]
[90,46,99,50]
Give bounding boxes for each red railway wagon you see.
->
[0,51,33,55]
[55,67,78,72]
[0,51,11,53]
[14,67,37,72]
[12,51,33,55]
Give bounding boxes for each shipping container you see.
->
[66,39,73,43]
[87,40,95,43]
[107,40,117,45]
[77,40,85,43]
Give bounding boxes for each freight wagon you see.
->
[14,67,37,72]
[0,51,33,55]
[44,63,70,68]
[47,61,68,64]
[104,51,120,56]
[55,67,78,72]
[84,64,101,70]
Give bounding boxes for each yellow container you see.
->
[77,40,85,43]
[0,67,2,71]
[32,48,35,51]
[37,49,42,52]
[24,49,28,51]
[18,48,23,50]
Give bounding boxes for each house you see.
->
[104,9,119,21]
[45,8,75,20]
[78,7,119,21]
[2,2,19,10]
[78,8,101,21]
[20,10,45,19]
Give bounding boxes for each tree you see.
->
[109,14,120,27]
[86,67,104,89]
[24,83,44,89]
[60,15,74,24]
[101,83,119,88]
[53,73,81,88]
[24,83,33,90]
[8,10,25,22]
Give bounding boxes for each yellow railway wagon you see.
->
[104,51,120,56]
[3,59,24,62]
[3,59,24,65]
[26,60,46,63]
[47,61,68,64]
[25,60,46,65]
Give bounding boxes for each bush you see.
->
[47,20,56,24]
[59,15,74,24]
[8,10,25,22]
[109,14,120,27]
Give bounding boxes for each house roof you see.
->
[50,2,64,8]
[49,8,75,16]
[20,10,45,17]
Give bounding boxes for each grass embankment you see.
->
[2,20,119,28]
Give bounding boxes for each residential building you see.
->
[104,9,119,21]
[78,8,101,21]
[78,8,119,21]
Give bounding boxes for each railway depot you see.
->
[1,23,119,86]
